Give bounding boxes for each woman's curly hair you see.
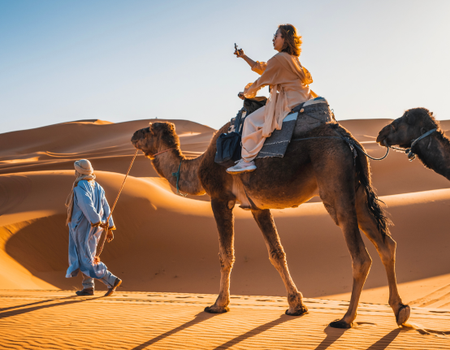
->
[278,24,302,57]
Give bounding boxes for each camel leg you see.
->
[355,187,410,325]
[319,185,372,328]
[330,209,372,328]
[251,209,308,316]
[204,198,235,314]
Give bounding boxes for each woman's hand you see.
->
[234,47,245,58]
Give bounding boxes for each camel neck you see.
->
[151,150,206,196]
[414,132,450,180]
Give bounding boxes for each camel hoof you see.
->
[396,304,410,325]
[285,305,308,316]
[329,319,353,329]
[204,306,229,314]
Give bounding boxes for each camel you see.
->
[377,107,450,180]
[131,117,410,329]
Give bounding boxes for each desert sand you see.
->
[0,117,449,349]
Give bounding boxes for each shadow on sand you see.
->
[131,311,217,350]
[213,313,302,350]
[0,295,103,319]
[365,328,402,350]
[314,325,348,350]
[314,324,402,350]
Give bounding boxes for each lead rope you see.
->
[292,136,390,161]
[96,149,139,258]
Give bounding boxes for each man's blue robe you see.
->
[66,180,115,279]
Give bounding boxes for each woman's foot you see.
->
[226,159,256,174]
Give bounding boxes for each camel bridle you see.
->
[385,128,437,162]
[146,147,175,158]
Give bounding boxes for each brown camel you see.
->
[377,107,450,179]
[131,118,410,328]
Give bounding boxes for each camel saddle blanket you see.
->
[256,97,334,159]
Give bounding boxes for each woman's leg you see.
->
[226,107,266,174]
[241,106,266,162]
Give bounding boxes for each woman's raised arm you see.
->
[234,46,256,68]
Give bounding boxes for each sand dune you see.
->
[0,117,449,348]
[1,290,449,350]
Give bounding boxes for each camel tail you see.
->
[354,145,391,240]
[333,123,391,239]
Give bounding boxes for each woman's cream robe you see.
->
[241,51,317,161]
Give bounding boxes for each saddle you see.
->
[257,97,335,159]
[214,96,334,166]
[214,97,267,167]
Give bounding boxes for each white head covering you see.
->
[74,159,94,175]
[65,159,96,225]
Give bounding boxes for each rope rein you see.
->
[292,127,437,163]
[291,136,390,161]
[96,148,139,258]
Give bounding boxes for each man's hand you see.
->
[106,229,114,243]
[100,222,109,229]
[93,256,100,264]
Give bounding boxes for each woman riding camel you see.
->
[227,24,318,174]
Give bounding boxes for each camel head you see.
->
[376,108,439,148]
[131,122,181,159]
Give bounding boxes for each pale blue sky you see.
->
[1,0,449,133]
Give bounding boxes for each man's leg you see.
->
[75,273,95,295]
[82,273,95,289]
[100,270,122,296]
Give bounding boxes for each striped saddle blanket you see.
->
[256,96,334,159]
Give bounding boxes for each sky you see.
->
[1,0,450,133]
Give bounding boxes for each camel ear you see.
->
[168,122,176,132]
[147,122,155,135]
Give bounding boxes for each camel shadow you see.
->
[365,328,401,350]
[213,313,301,350]
[131,311,217,350]
[314,325,402,350]
[314,325,348,350]
[0,295,103,319]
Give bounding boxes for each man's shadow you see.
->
[131,311,217,350]
[0,295,103,320]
